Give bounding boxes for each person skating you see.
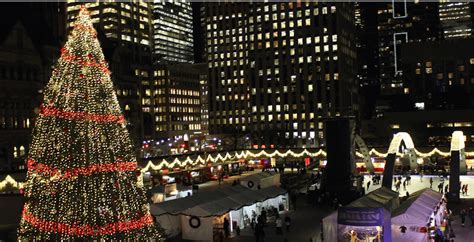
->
[430,177,433,189]
[366,181,371,191]
[438,183,443,193]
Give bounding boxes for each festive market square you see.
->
[1,1,474,242]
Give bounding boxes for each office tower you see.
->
[66,1,154,143]
[355,3,380,119]
[204,2,357,147]
[402,38,474,110]
[439,1,473,39]
[377,1,439,95]
[147,64,204,141]
[197,63,210,137]
[153,1,194,63]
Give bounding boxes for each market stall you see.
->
[391,188,445,242]
[322,187,399,242]
[150,185,288,241]
[240,171,280,190]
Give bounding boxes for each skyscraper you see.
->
[149,64,203,141]
[439,1,473,39]
[377,1,440,95]
[204,2,357,147]
[153,1,194,63]
[66,1,154,143]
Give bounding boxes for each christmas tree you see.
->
[18,6,160,240]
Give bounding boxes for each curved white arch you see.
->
[387,132,415,154]
[451,131,465,151]
[451,131,467,174]
[386,132,417,170]
[354,134,374,173]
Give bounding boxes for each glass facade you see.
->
[153,1,194,63]
[204,2,357,147]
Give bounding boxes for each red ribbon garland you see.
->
[40,105,125,124]
[27,159,137,180]
[22,208,154,236]
[60,48,110,74]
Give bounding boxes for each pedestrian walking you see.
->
[460,208,467,227]
[285,215,291,232]
[261,209,267,226]
[430,177,433,189]
[224,218,230,238]
[255,222,264,242]
[469,207,474,226]
[275,216,283,234]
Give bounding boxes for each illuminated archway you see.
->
[354,134,374,173]
[382,132,418,188]
[451,130,466,174]
[449,131,466,201]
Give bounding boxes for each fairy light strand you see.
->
[18,6,161,240]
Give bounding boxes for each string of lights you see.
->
[17,6,161,240]
[140,147,473,171]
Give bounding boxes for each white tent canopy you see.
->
[150,184,288,240]
[322,187,399,242]
[391,188,442,226]
[391,188,444,242]
[240,171,280,189]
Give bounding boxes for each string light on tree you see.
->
[18,6,162,240]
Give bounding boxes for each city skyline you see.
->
[1,2,474,242]
[0,2,472,165]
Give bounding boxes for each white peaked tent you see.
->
[240,171,280,190]
[150,185,288,241]
[322,187,399,242]
[391,188,444,242]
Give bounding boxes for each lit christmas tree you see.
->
[18,6,160,240]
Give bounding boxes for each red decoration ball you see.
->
[80,74,84,78]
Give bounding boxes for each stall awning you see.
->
[150,185,287,217]
[348,187,400,212]
[391,188,442,226]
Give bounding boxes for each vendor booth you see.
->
[240,171,280,190]
[150,185,288,241]
[391,188,445,242]
[322,187,399,242]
